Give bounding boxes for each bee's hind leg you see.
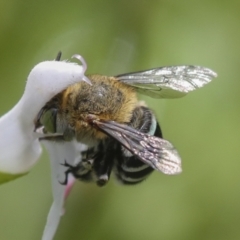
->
[92,140,115,187]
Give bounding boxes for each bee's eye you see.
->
[39,108,57,133]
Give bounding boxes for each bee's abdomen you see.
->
[114,106,163,185]
[114,153,154,185]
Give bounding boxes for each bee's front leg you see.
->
[59,151,95,185]
[59,160,80,185]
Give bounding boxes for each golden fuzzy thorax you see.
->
[57,75,138,142]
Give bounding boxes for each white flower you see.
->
[41,140,87,240]
[0,54,90,239]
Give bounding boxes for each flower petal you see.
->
[0,54,90,183]
[41,140,87,240]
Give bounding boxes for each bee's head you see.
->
[35,107,75,141]
[36,108,57,134]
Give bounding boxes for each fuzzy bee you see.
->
[35,53,217,186]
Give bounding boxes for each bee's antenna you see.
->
[55,51,62,61]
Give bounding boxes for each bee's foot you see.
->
[61,159,76,168]
[59,160,77,185]
[59,179,68,185]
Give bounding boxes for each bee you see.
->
[35,53,217,187]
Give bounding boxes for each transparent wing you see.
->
[93,119,182,175]
[116,65,217,98]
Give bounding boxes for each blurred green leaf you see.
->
[0,172,27,185]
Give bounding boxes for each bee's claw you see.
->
[58,179,67,185]
[59,168,72,185]
[61,159,73,167]
[60,160,76,185]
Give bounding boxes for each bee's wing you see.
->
[116,66,217,98]
[93,120,181,175]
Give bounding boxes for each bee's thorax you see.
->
[56,75,139,141]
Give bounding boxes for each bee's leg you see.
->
[59,141,115,187]
[114,105,162,185]
[59,148,96,184]
[59,170,72,185]
[92,140,115,187]
[130,105,162,137]
[59,160,80,185]
[94,156,113,187]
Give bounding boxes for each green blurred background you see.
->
[1,0,240,239]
